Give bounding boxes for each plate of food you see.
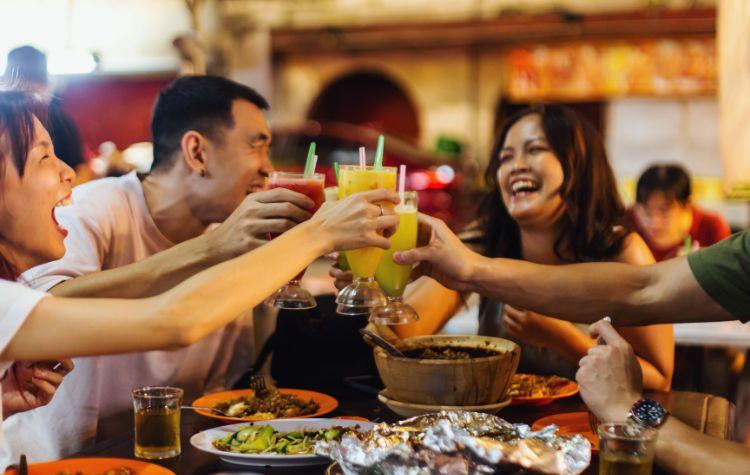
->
[192,388,338,422]
[190,418,375,467]
[508,374,579,406]
[3,458,174,475]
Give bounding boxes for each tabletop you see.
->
[73,381,726,475]
[674,321,750,348]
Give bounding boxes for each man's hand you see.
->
[576,320,643,422]
[393,214,482,292]
[2,359,74,417]
[206,188,315,260]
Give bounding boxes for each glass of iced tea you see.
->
[598,422,657,475]
[133,386,183,459]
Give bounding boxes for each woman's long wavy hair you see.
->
[0,90,47,280]
[479,104,628,262]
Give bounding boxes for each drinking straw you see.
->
[334,162,340,183]
[399,164,406,202]
[358,146,366,170]
[303,142,316,176]
[683,235,692,254]
[308,155,318,178]
[374,134,385,169]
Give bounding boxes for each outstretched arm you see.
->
[48,188,316,298]
[3,190,400,361]
[394,214,734,326]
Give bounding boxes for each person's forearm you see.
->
[48,235,220,298]
[395,277,462,338]
[655,417,750,474]
[465,257,730,325]
[2,222,328,361]
[546,323,595,365]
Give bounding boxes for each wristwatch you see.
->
[628,398,670,429]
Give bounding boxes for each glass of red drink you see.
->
[264,171,325,309]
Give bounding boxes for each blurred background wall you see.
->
[1,0,746,227]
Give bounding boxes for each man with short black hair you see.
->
[630,164,731,261]
[4,76,314,461]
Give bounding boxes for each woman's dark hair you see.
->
[0,90,47,280]
[479,104,628,262]
[636,164,691,206]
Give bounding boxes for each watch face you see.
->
[632,399,667,427]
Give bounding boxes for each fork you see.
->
[181,405,234,417]
[249,375,271,397]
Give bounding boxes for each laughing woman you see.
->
[336,104,674,390]
[0,90,398,453]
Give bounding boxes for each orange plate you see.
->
[510,375,579,406]
[4,458,174,475]
[532,412,599,453]
[192,388,339,423]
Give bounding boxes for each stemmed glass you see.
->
[370,191,419,324]
[264,171,325,309]
[335,165,397,315]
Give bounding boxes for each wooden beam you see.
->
[271,8,716,54]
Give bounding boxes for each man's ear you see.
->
[180,130,208,176]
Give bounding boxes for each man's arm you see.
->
[48,188,316,298]
[655,417,750,475]
[395,214,734,325]
[578,320,747,475]
[49,235,216,297]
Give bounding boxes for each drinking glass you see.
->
[371,191,419,324]
[335,165,397,315]
[264,171,325,309]
[133,386,183,459]
[598,422,657,475]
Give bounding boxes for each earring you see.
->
[200,169,206,177]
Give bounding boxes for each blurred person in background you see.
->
[2,46,91,184]
[333,104,673,390]
[3,75,323,461]
[630,164,731,261]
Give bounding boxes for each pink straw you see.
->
[358,147,366,170]
[399,164,406,202]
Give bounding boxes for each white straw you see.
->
[399,164,406,202]
[358,147,366,170]
[307,155,318,177]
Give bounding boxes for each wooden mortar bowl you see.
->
[374,335,520,406]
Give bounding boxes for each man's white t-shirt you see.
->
[0,281,48,468]
[2,172,254,462]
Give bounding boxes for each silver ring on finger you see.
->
[378,205,384,217]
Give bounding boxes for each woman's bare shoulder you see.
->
[614,231,656,265]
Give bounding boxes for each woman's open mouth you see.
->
[52,196,73,237]
[509,178,541,200]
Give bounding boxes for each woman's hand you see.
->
[328,257,354,291]
[503,305,577,348]
[310,189,400,254]
[2,359,74,417]
[394,214,483,292]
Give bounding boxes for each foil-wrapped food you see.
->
[316,411,590,475]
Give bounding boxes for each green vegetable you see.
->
[211,424,356,455]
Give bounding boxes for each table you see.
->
[674,321,750,348]
[76,384,728,475]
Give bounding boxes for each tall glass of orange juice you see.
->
[335,165,397,314]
